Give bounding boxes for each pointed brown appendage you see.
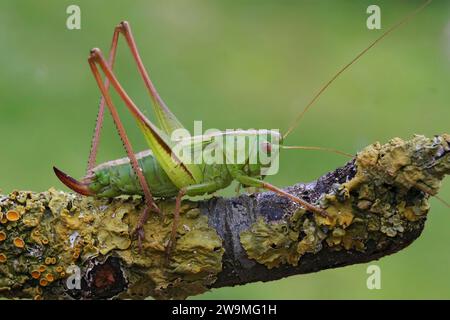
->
[53,167,94,196]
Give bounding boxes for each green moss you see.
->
[240,135,450,269]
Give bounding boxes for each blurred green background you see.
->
[0,0,449,299]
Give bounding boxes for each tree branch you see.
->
[0,134,448,300]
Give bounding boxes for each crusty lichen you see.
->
[116,202,224,300]
[0,190,224,300]
[241,134,450,269]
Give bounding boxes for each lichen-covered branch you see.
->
[0,134,448,300]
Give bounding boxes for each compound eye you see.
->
[261,142,272,154]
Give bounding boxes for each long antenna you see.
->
[281,145,353,158]
[435,195,450,209]
[283,0,432,140]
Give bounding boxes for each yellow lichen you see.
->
[296,218,326,256]
[22,217,39,227]
[116,202,224,300]
[240,217,301,269]
[0,253,7,263]
[72,248,80,260]
[315,195,354,228]
[0,231,6,242]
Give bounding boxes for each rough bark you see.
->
[0,134,448,300]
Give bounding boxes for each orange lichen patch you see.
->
[31,270,41,279]
[13,237,25,248]
[39,279,48,287]
[45,273,55,282]
[0,231,6,241]
[38,265,46,273]
[33,295,43,300]
[60,272,66,277]
[6,210,20,222]
[56,266,64,273]
[0,253,7,263]
[50,257,57,264]
[41,237,49,245]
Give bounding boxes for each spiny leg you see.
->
[236,175,329,217]
[86,26,120,173]
[262,182,329,217]
[88,22,205,191]
[88,50,161,250]
[117,21,184,134]
[88,47,207,252]
[165,188,186,263]
[134,206,151,251]
[86,20,181,174]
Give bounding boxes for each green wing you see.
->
[146,85,184,135]
[134,114,203,188]
[138,78,206,188]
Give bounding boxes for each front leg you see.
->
[235,175,330,218]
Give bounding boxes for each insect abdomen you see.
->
[88,150,179,198]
